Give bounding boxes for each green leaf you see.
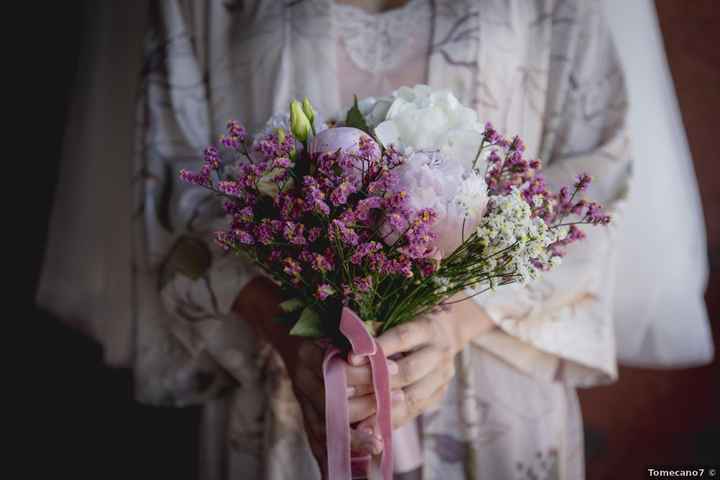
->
[279,298,304,313]
[289,307,323,337]
[344,95,370,133]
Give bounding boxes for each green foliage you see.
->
[344,95,371,134]
[289,306,324,337]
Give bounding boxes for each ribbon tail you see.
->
[322,307,394,480]
[323,347,351,479]
[368,343,393,480]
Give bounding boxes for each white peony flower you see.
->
[373,85,486,171]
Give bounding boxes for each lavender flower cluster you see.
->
[181,115,445,331]
[180,96,609,337]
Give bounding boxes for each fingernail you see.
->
[392,390,404,402]
[387,360,399,375]
[372,438,384,455]
[346,386,356,397]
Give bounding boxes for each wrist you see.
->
[445,296,495,353]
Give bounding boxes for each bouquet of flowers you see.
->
[180,85,609,479]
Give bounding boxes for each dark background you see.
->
[29,1,718,479]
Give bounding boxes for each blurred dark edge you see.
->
[27,2,199,480]
[27,1,718,479]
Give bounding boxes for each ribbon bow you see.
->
[322,307,393,479]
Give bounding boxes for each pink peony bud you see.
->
[309,127,380,161]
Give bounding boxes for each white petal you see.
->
[374,120,400,148]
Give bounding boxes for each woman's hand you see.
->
[232,276,383,470]
[286,340,384,467]
[349,298,495,430]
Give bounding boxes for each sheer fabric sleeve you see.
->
[470,1,632,387]
[132,0,265,406]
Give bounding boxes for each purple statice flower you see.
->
[416,259,438,278]
[298,250,314,264]
[330,180,356,206]
[354,276,373,293]
[303,176,331,215]
[234,229,255,245]
[584,202,610,225]
[311,253,334,273]
[236,206,253,223]
[223,201,242,215]
[315,151,340,178]
[329,219,359,246]
[315,284,336,301]
[268,249,282,262]
[509,135,526,153]
[350,241,382,265]
[382,145,405,168]
[226,120,247,141]
[367,251,388,272]
[214,231,234,251]
[220,120,247,150]
[203,146,221,170]
[386,212,408,233]
[217,180,243,197]
[277,193,304,220]
[307,227,322,243]
[270,220,284,233]
[273,156,292,169]
[368,170,399,194]
[575,173,592,192]
[355,196,383,221]
[482,122,501,144]
[548,225,587,258]
[282,257,302,283]
[283,221,307,245]
[387,257,414,279]
[254,221,274,245]
[180,169,210,187]
[254,130,295,161]
[571,200,588,215]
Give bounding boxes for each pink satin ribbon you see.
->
[322,307,393,480]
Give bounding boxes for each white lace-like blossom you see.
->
[473,189,568,285]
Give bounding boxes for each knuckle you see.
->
[405,390,420,413]
[404,354,419,375]
[396,324,415,350]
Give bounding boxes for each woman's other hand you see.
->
[349,297,495,430]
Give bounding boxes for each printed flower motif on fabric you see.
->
[515,448,560,480]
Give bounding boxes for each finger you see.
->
[345,359,399,387]
[348,393,377,424]
[401,364,455,422]
[376,317,435,357]
[347,383,375,398]
[357,389,408,432]
[392,345,451,389]
[350,426,383,456]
